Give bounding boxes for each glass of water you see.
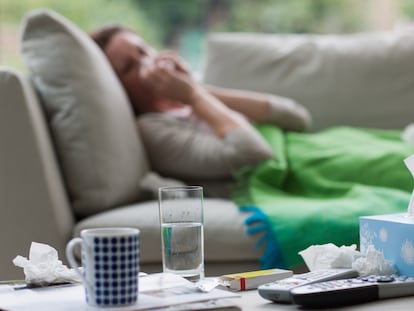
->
[158,186,204,281]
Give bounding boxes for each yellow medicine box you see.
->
[220,268,293,291]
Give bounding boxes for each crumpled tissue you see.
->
[299,243,395,276]
[299,243,361,271]
[352,245,396,276]
[13,242,82,286]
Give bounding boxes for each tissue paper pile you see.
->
[299,243,395,276]
[13,242,82,286]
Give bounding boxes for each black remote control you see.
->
[258,268,358,303]
[291,274,414,307]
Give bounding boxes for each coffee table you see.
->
[1,276,414,310]
[234,288,414,310]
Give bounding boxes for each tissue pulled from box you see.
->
[404,153,414,216]
[13,242,82,286]
[299,243,395,276]
[402,124,414,147]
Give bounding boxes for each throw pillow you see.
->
[21,9,149,217]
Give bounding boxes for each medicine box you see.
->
[360,213,414,276]
[220,268,293,291]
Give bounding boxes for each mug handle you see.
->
[66,237,84,282]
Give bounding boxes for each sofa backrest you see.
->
[20,9,150,218]
[203,32,414,131]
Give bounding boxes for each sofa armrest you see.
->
[0,68,74,279]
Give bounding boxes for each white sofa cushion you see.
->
[21,9,149,217]
[203,32,414,130]
[74,199,261,263]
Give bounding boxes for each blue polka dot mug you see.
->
[66,227,140,307]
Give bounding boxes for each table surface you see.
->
[235,288,414,310]
[2,277,414,310]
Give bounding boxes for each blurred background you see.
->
[1,0,414,73]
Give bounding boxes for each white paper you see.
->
[0,273,240,311]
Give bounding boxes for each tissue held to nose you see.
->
[13,242,82,286]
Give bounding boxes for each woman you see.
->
[91,26,414,270]
[90,25,312,195]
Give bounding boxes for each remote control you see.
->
[258,268,358,303]
[291,274,414,307]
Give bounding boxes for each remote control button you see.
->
[377,276,394,283]
[350,279,365,284]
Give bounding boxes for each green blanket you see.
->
[233,126,414,269]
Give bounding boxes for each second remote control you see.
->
[291,274,414,307]
[258,268,358,303]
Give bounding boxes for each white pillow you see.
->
[203,32,414,130]
[21,9,149,217]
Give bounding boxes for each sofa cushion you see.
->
[74,198,261,263]
[203,32,414,130]
[21,9,149,217]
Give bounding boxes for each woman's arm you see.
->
[137,114,275,180]
[205,85,312,132]
[152,53,311,132]
[142,58,258,138]
[187,87,251,138]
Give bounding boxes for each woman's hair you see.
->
[89,25,142,116]
[90,24,126,51]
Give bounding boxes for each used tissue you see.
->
[298,243,361,271]
[299,243,395,276]
[353,245,396,276]
[13,242,82,286]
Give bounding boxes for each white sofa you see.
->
[2,9,414,280]
[0,10,261,280]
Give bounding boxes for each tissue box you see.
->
[360,213,414,276]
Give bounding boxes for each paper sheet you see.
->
[0,273,240,311]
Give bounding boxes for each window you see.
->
[1,0,414,72]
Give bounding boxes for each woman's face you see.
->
[104,31,158,114]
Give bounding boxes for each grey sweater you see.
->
[136,94,311,197]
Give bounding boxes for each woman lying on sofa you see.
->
[90,25,414,270]
[90,25,312,189]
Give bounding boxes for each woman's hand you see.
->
[139,56,199,104]
[156,51,192,76]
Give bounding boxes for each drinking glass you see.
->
[158,186,204,281]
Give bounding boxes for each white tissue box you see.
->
[360,213,414,276]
